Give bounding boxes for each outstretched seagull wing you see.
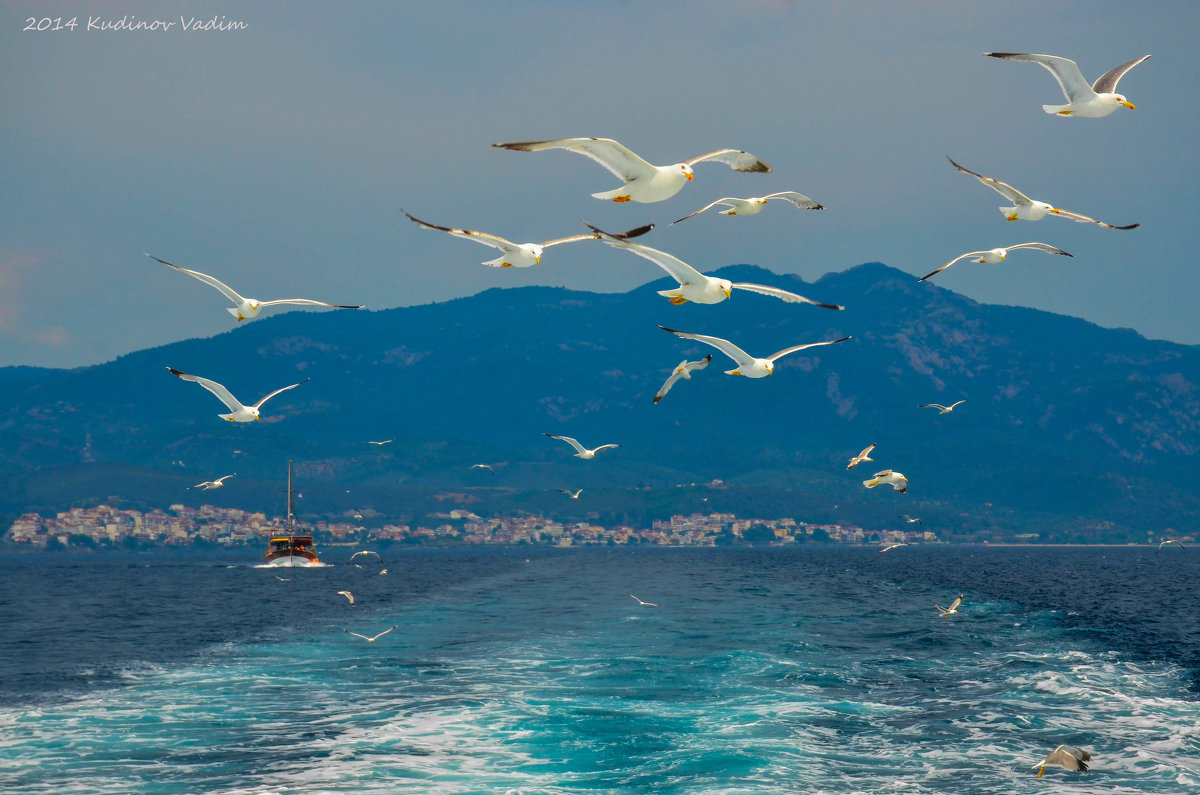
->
[764,191,824,209]
[1092,54,1151,94]
[586,223,707,285]
[257,298,362,309]
[147,253,246,306]
[251,379,309,410]
[166,368,245,412]
[542,223,655,249]
[404,211,519,253]
[544,434,588,455]
[731,282,843,310]
[684,149,772,173]
[985,52,1095,103]
[659,326,755,368]
[671,198,738,225]
[493,138,658,182]
[765,336,851,363]
[1005,242,1074,256]
[1052,207,1139,230]
[919,251,987,282]
[947,157,1032,204]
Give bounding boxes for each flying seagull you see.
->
[630,594,659,607]
[367,439,394,446]
[671,191,824,224]
[492,137,770,203]
[1033,745,1091,776]
[935,594,963,620]
[344,625,398,643]
[274,576,291,582]
[544,434,620,459]
[165,368,308,422]
[560,489,583,499]
[846,443,877,470]
[899,514,923,525]
[986,52,1149,118]
[947,158,1138,229]
[337,590,355,605]
[1157,539,1185,552]
[189,474,236,490]
[920,401,966,415]
[879,543,910,553]
[470,463,496,474]
[654,355,712,404]
[404,211,651,268]
[588,223,842,309]
[660,326,850,378]
[863,470,908,493]
[146,253,362,322]
[349,550,384,565]
[918,243,1073,282]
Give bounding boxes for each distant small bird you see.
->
[146,253,362,321]
[1033,745,1091,776]
[337,590,354,605]
[492,137,771,204]
[1157,539,1185,552]
[935,594,963,620]
[368,439,394,446]
[918,243,1072,282]
[660,326,850,378]
[671,191,824,224]
[920,401,966,415]
[560,489,583,499]
[379,568,388,576]
[189,474,236,490]
[274,576,291,582]
[354,512,363,523]
[349,550,383,565]
[899,514,923,525]
[630,594,659,607]
[863,470,908,493]
[879,543,910,553]
[654,355,712,404]
[846,443,877,470]
[986,51,1149,118]
[166,367,308,423]
[471,463,496,474]
[544,434,620,459]
[344,625,398,643]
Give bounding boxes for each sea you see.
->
[0,545,1197,794]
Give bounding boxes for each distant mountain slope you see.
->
[3,263,1199,534]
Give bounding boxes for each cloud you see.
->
[34,325,71,347]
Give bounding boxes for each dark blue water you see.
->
[1,546,1197,793]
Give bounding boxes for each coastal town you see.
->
[4,502,937,550]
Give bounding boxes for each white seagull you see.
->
[337,590,355,605]
[544,434,620,459]
[165,368,308,423]
[630,594,659,607]
[654,355,712,404]
[189,474,236,490]
[1157,539,1185,552]
[492,137,770,204]
[560,489,583,499]
[899,514,923,525]
[367,439,394,446]
[588,223,842,309]
[846,443,877,470]
[879,543,910,553]
[349,550,384,565]
[659,326,850,378]
[146,253,362,322]
[986,52,1149,118]
[404,211,651,268]
[935,594,963,620]
[470,463,496,474]
[1033,745,1091,776]
[671,191,824,224]
[863,470,908,493]
[344,625,398,643]
[920,401,966,415]
[919,243,1073,282]
[947,158,1138,229]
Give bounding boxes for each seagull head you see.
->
[716,278,733,299]
[680,163,694,181]
[1113,93,1134,109]
[528,244,545,264]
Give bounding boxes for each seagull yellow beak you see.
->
[535,256,541,264]
[1120,100,1135,109]
[685,172,693,181]
[723,287,732,299]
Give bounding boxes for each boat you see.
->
[263,461,321,567]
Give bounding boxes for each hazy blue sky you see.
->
[3,0,1197,368]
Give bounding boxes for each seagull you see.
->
[274,576,291,582]
[879,543,910,553]
[165,368,308,422]
[935,594,963,620]
[659,326,850,378]
[470,463,496,474]
[918,243,1073,282]
[492,137,770,203]
[543,434,620,459]
[368,439,394,446]
[654,355,712,404]
[349,550,383,565]
[846,443,877,470]
[986,52,1149,118]
[354,512,363,523]
[630,594,659,607]
[899,514,923,525]
[1157,539,1185,552]
[404,211,652,268]
[671,191,824,224]
[863,470,908,493]
[920,401,966,415]
[189,474,236,490]
[146,253,362,322]
[947,158,1138,229]
[1033,745,1091,776]
[344,625,398,643]
[588,223,842,309]
[337,591,355,605]
[560,489,583,499]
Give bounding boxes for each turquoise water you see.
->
[1,546,1197,793]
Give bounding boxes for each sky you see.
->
[3,0,1198,368]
